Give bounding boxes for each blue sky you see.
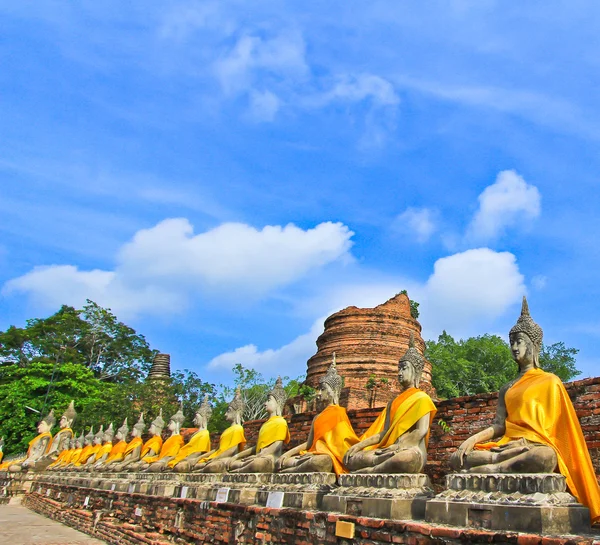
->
[1,2,599,385]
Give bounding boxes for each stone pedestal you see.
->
[322,473,434,520]
[425,473,590,535]
[255,473,337,509]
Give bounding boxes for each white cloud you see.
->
[531,274,548,290]
[2,219,354,318]
[207,247,525,374]
[466,170,541,242]
[393,207,437,243]
[248,89,281,121]
[323,74,399,107]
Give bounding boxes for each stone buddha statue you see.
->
[169,396,212,472]
[51,433,84,470]
[48,436,75,471]
[89,423,115,470]
[193,388,246,473]
[228,377,290,474]
[450,297,600,522]
[0,437,4,465]
[7,409,55,473]
[276,357,358,475]
[79,425,105,469]
[127,411,165,471]
[145,405,186,472]
[33,400,77,471]
[344,334,437,474]
[97,418,129,470]
[110,413,145,472]
[64,426,94,470]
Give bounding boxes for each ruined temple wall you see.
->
[244,375,600,488]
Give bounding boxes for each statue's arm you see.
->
[122,445,142,463]
[30,437,51,461]
[345,399,394,461]
[229,446,256,462]
[393,412,430,449]
[209,444,239,461]
[277,441,307,461]
[255,440,284,458]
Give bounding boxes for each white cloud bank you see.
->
[466,170,541,242]
[208,247,526,375]
[2,219,354,318]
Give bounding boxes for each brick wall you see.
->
[245,376,600,488]
[23,485,595,545]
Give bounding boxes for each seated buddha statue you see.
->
[169,396,212,472]
[276,357,358,475]
[228,377,290,473]
[96,418,129,471]
[126,411,165,471]
[89,423,116,471]
[48,436,75,471]
[344,334,437,474]
[64,426,95,470]
[450,297,600,523]
[193,388,246,473]
[50,433,84,470]
[109,413,145,472]
[78,426,105,469]
[145,406,186,472]
[31,400,77,471]
[6,409,55,473]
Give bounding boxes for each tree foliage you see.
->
[427,331,581,399]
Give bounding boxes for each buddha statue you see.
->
[126,411,165,471]
[47,436,76,471]
[0,437,4,465]
[89,423,115,470]
[276,357,358,475]
[228,377,290,473]
[145,405,186,472]
[30,401,77,471]
[52,433,84,470]
[450,297,600,522]
[64,426,94,470]
[344,334,437,473]
[110,413,145,472]
[7,409,55,473]
[79,425,105,469]
[193,388,246,473]
[97,418,129,470]
[169,396,212,472]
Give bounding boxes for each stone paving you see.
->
[0,500,105,545]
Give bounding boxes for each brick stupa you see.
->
[305,292,434,410]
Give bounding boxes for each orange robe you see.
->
[48,448,72,468]
[167,429,211,468]
[302,404,358,476]
[64,447,83,466]
[78,443,101,466]
[201,424,246,462]
[361,388,437,449]
[122,437,143,460]
[256,415,290,453]
[141,435,184,464]
[140,435,163,460]
[475,368,600,522]
[94,441,113,462]
[73,444,93,466]
[104,440,128,464]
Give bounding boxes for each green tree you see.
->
[427,331,581,399]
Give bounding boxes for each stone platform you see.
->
[425,473,590,535]
[255,473,337,509]
[323,473,434,520]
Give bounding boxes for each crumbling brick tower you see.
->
[305,292,435,410]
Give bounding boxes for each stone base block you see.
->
[426,473,591,535]
[255,472,337,510]
[323,474,434,520]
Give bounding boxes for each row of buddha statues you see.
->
[0,298,598,523]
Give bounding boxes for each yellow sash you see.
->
[140,435,163,459]
[256,416,290,453]
[104,440,128,464]
[202,424,246,462]
[142,434,184,464]
[167,429,211,468]
[65,447,83,465]
[475,368,600,522]
[123,437,143,458]
[73,445,92,466]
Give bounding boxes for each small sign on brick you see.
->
[266,491,284,509]
[180,486,189,499]
[135,507,142,517]
[215,488,230,503]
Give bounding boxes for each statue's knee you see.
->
[449,451,462,471]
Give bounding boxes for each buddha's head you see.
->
[76,433,84,449]
[103,423,115,443]
[225,387,244,425]
[318,354,342,406]
[93,425,105,446]
[168,404,185,434]
[398,332,425,389]
[38,409,56,434]
[132,413,145,438]
[84,426,95,446]
[60,400,77,429]
[194,395,212,430]
[509,297,543,369]
[149,410,165,436]
[265,376,287,417]
[69,437,77,449]
[116,418,129,441]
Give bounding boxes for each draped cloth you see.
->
[95,441,113,462]
[65,448,83,466]
[301,404,359,476]
[361,388,437,449]
[122,437,143,459]
[167,429,211,468]
[104,440,127,464]
[141,435,184,464]
[79,444,101,465]
[201,424,246,462]
[73,445,93,466]
[48,448,72,468]
[140,436,163,459]
[474,368,600,523]
[0,432,52,470]
[256,416,290,453]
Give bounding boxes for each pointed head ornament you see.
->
[509,296,543,351]
[399,332,425,383]
[319,353,343,396]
